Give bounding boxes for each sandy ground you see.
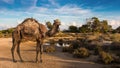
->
[0,38,105,68]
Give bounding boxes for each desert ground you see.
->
[0,38,108,68]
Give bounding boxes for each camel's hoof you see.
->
[40,60,42,63]
[20,60,24,62]
[13,60,17,63]
[35,60,39,63]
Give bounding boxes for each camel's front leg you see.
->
[36,42,40,63]
[11,40,17,62]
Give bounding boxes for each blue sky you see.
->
[0,0,120,30]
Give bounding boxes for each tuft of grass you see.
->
[99,51,114,64]
[73,47,90,58]
[44,46,56,53]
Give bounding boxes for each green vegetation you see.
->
[64,17,118,33]
[46,21,53,30]
[87,17,112,33]
[68,25,78,33]
[99,51,114,64]
[115,26,120,33]
[44,46,56,53]
[73,47,90,58]
[0,28,14,38]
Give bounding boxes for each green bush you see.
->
[99,51,114,64]
[44,46,55,53]
[73,47,90,58]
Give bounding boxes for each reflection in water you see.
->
[56,43,70,47]
[44,43,70,47]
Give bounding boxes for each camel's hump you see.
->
[21,18,40,28]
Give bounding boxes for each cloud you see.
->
[1,0,14,4]
[48,0,59,7]
[28,6,48,13]
[54,4,91,15]
[0,24,15,30]
[108,20,120,29]
[21,0,37,7]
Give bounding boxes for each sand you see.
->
[0,38,104,68]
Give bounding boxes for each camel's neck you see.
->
[47,25,59,37]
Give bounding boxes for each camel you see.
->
[11,18,61,63]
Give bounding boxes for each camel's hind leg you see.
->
[16,40,23,62]
[40,40,43,63]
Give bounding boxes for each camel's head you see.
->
[53,19,61,31]
[47,19,61,37]
[53,19,61,26]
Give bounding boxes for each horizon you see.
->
[0,0,120,30]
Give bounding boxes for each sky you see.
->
[0,0,120,30]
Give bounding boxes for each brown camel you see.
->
[11,18,61,63]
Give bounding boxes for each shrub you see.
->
[99,51,114,64]
[73,47,90,58]
[44,46,55,53]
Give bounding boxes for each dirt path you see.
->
[0,38,104,68]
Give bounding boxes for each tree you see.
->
[100,20,112,33]
[68,25,78,32]
[79,25,91,33]
[85,17,112,33]
[46,21,53,30]
[115,26,120,33]
[87,17,101,32]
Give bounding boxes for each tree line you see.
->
[61,17,120,33]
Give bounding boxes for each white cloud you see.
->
[2,0,14,4]
[108,20,120,29]
[28,7,48,13]
[48,0,59,7]
[21,0,37,7]
[0,24,15,30]
[54,5,91,15]
[72,22,76,26]
[59,22,72,30]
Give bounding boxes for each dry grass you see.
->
[110,33,120,42]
